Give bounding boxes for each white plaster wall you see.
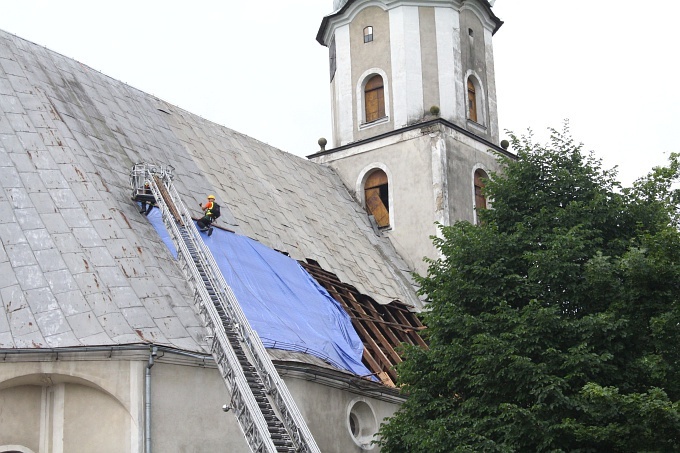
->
[150,362,247,453]
[348,5,394,142]
[0,357,402,453]
[419,7,441,114]
[389,6,424,128]
[0,360,141,453]
[318,129,441,275]
[0,385,42,452]
[445,129,503,223]
[431,129,450,232]
[63,384,130,453]
[312,121,507,276]
[285,376,400,452]
[334,25,354,147]
[435,6,462,124]
[0,383,131,453]
[484,26,500,142]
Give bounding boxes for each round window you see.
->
[347,398,377,450]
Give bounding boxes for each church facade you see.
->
[0,1,507,452]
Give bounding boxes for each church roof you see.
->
[0,29,420,353]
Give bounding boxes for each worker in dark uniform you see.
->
[139,182,155,215]
[197,194,216,236]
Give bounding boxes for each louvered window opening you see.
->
[474,169,488,224]
[467,78,477,122]
[364,170,389,228]
[364,75,385,123]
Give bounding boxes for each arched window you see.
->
[364,75,385,123]
[363,26,373,43]
[474,169,488,223]
[467,78,477,122]
[364,170,389,228]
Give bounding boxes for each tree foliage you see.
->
[377,125,680,452]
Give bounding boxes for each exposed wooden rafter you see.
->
[299,260,428,387]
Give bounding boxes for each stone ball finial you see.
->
[318,137,327,151]
[429,105,440,116]
[500,139,509,150]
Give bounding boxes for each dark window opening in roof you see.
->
[363,26,373,43]
[364,75,385,123]
[468,28,474,37]
[364,169,389,228]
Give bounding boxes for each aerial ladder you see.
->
[130,163,321,453]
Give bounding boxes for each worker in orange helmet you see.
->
[139,182,155,216]
[197,194,218,236]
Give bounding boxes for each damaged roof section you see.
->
[300,259,427,387]
[0,27,422,350]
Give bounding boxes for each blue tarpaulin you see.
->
[143,205,374,379]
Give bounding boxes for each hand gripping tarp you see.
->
[145,206,374,379]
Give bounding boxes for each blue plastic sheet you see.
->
[142,205,374,379]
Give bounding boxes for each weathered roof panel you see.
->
[0,28,419,352]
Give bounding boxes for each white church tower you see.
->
[309,0,511,275]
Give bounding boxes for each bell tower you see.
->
[309,0,512,275]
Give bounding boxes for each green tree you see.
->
[377,125,680,452]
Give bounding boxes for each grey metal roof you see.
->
[0,29,419,352]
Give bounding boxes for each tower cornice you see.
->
[317,0,502,46]
[306,117,514,160]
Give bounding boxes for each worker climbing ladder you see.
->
[130,163,321,453]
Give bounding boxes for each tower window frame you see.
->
[467,78,478,123]
[363,26,374,43]
[364,169,390,228]
[473,168,489,225]
[364,74,386,123]
[356,68,390,130]
[465,73,487,128]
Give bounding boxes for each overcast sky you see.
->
[1,1,678,186]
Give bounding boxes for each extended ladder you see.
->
[130,163,321,453]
